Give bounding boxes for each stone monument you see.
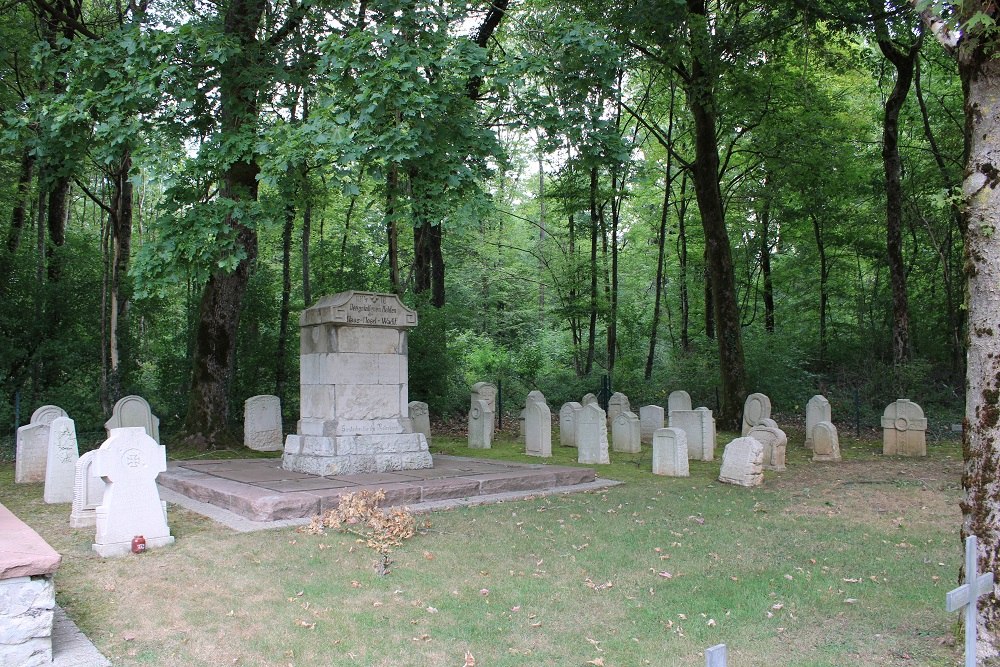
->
[741,393,772,436]
[70,450,107,528]
[559,402,583,447]
[639,405,664,444]
[669,406,716,461]
[105,395,160,443]
[812,421,842,462]
[718,437,764,487]
[43,417,79,504]
[805,395,831,450]
[607,392,631,424]
[652,427,689,477]
[611,411,641,453]
[524,393,552,457]
[408,401,432,445]
[667,390,692,415]
[468,399,493,449]
[470,382,497,441]
[15,405,67,483]
[747,424,787,472]
[577,403,610,464]
[243,395,283,452]
[282,292,432,475]
[881,399,927,457]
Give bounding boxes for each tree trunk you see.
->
[569,213,582,374]
[646,165,671,381]
[429,221,445,307]
[108,151,134,402]
[877,35,921,364]
[585,166,599,375]
[302,201,312,306]
[812,213,828,365]
[276,196,294,402]
[6,149,34,254]
[45,176,69,284]
[760,197,775,334]
[678,173,690,352]
[386,164,402,294]
[685,0,746,429]
[957,36,1000,662]
[181,0,265,449]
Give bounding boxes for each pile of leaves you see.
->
[300,490,417,573]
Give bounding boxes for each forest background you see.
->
[0,0,970,449]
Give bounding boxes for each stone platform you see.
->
[157,455,601,523]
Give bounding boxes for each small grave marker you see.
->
[947,535,995,667]
[705,643,727,666]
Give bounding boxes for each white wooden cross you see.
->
[947,535,995,667]
[705,643,727,667]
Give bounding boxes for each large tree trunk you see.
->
[760,197,775,334]
[958,35,1000,663]
[877,35,921,364]
[677,173,690,352]
[811,213,828,365]
[6,149,34,254]
[685,0,746,429]
[108,152,134,403]
[181,0,265,449]
[585,166,599,375]
[645,166,671,380]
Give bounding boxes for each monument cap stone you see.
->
[299,290,417,328]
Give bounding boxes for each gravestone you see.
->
[881,399,927,457]
[43,417,79,504]
[718,436,764,487]
[518,407,527,441]
[652,427,689,477]
[581,393,598,407]
[759,417,779,429]
[15,405,68,484]
[706,644,727,667]
[741,393,772,436]
[283,292,432,475]
[471,382,497,440]
[105,395,160,443]
[577,403,610,464]
[92,427,174,557]
[524,393,552,458]
[607,392,631,425]
[468,399,493,449]
[667,390,692,415]
[70,450,107,528]
[669,407,716,461]
[747,424,787,472]
[408,401,431,445]
[811,421,842,462]
[243,395,283,452]
[611,411,641,453]
[805,395,831,450]
[560,402,583,447]
[639,405,664,444]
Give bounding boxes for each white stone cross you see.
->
[947,535,995,667]
[705,643,727,666]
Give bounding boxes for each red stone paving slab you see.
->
[209,468,317,483]
[472,470,559,494]
[0,502,61,579]
[328,472,425,484]
[350,483,423,507]
[303,488,351,513]
[227,488,320,522]
[417,478,482,502]
[256,477,357,492]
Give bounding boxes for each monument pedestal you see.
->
[283,291,434,476]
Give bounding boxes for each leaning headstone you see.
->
[652,428,689,477]
[468,399,493,449]
[282,292,432,475]
[747,424,787,472]
[577,403,610,464]
[43,417,79,504]
[805,395,831,450]
[524,394,552,458]
[741,393,772,436]
[882,399,927,457]
[15,405,67,483]
[560,402,583,447]
[471,382,497,440]
[607,392,631,424]
[611,411,641,453]
[408,401,431,445]
[92,427,174,557]
[243,395,283,452]
[105,395,160,444]
[70,450,107,528]
[669,407,716,461]
[811,421,842,462]
[581,393,598,407]
[667,390,692,415]
[639,405,664,444]
[718,436,764,487]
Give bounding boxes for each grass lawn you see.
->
[0,427,966,666]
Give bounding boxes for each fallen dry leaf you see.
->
[464,650,476,666]
[586,659,605,666]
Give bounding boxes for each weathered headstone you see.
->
[881,399,927,457]
[705,644,727,667]
[607,392,631,425]
[667,390,692,415]
[581,393,599,407]
[408,401,432,445]
[560,402,583,447]
[639,405,664,444]
[15,405,67,483]
[805,395,831,450]
[611,410,641,453]
[283,292,432,475]
[747,424,787,472]
[652,427,689,477]
[468,399,493,449]
[718,436,764,487]
[669,407,716,461]
[471,382,497,440]
[759,417,779,429]
[105,395,160,443]
[741,393,772,436]
[577,403,610,464]
[70,450,107,528]
[92,427,174,557]
[243,395,283,452]
[811,421,842,462]
[524,393,552,458]
[43,417,79,504]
